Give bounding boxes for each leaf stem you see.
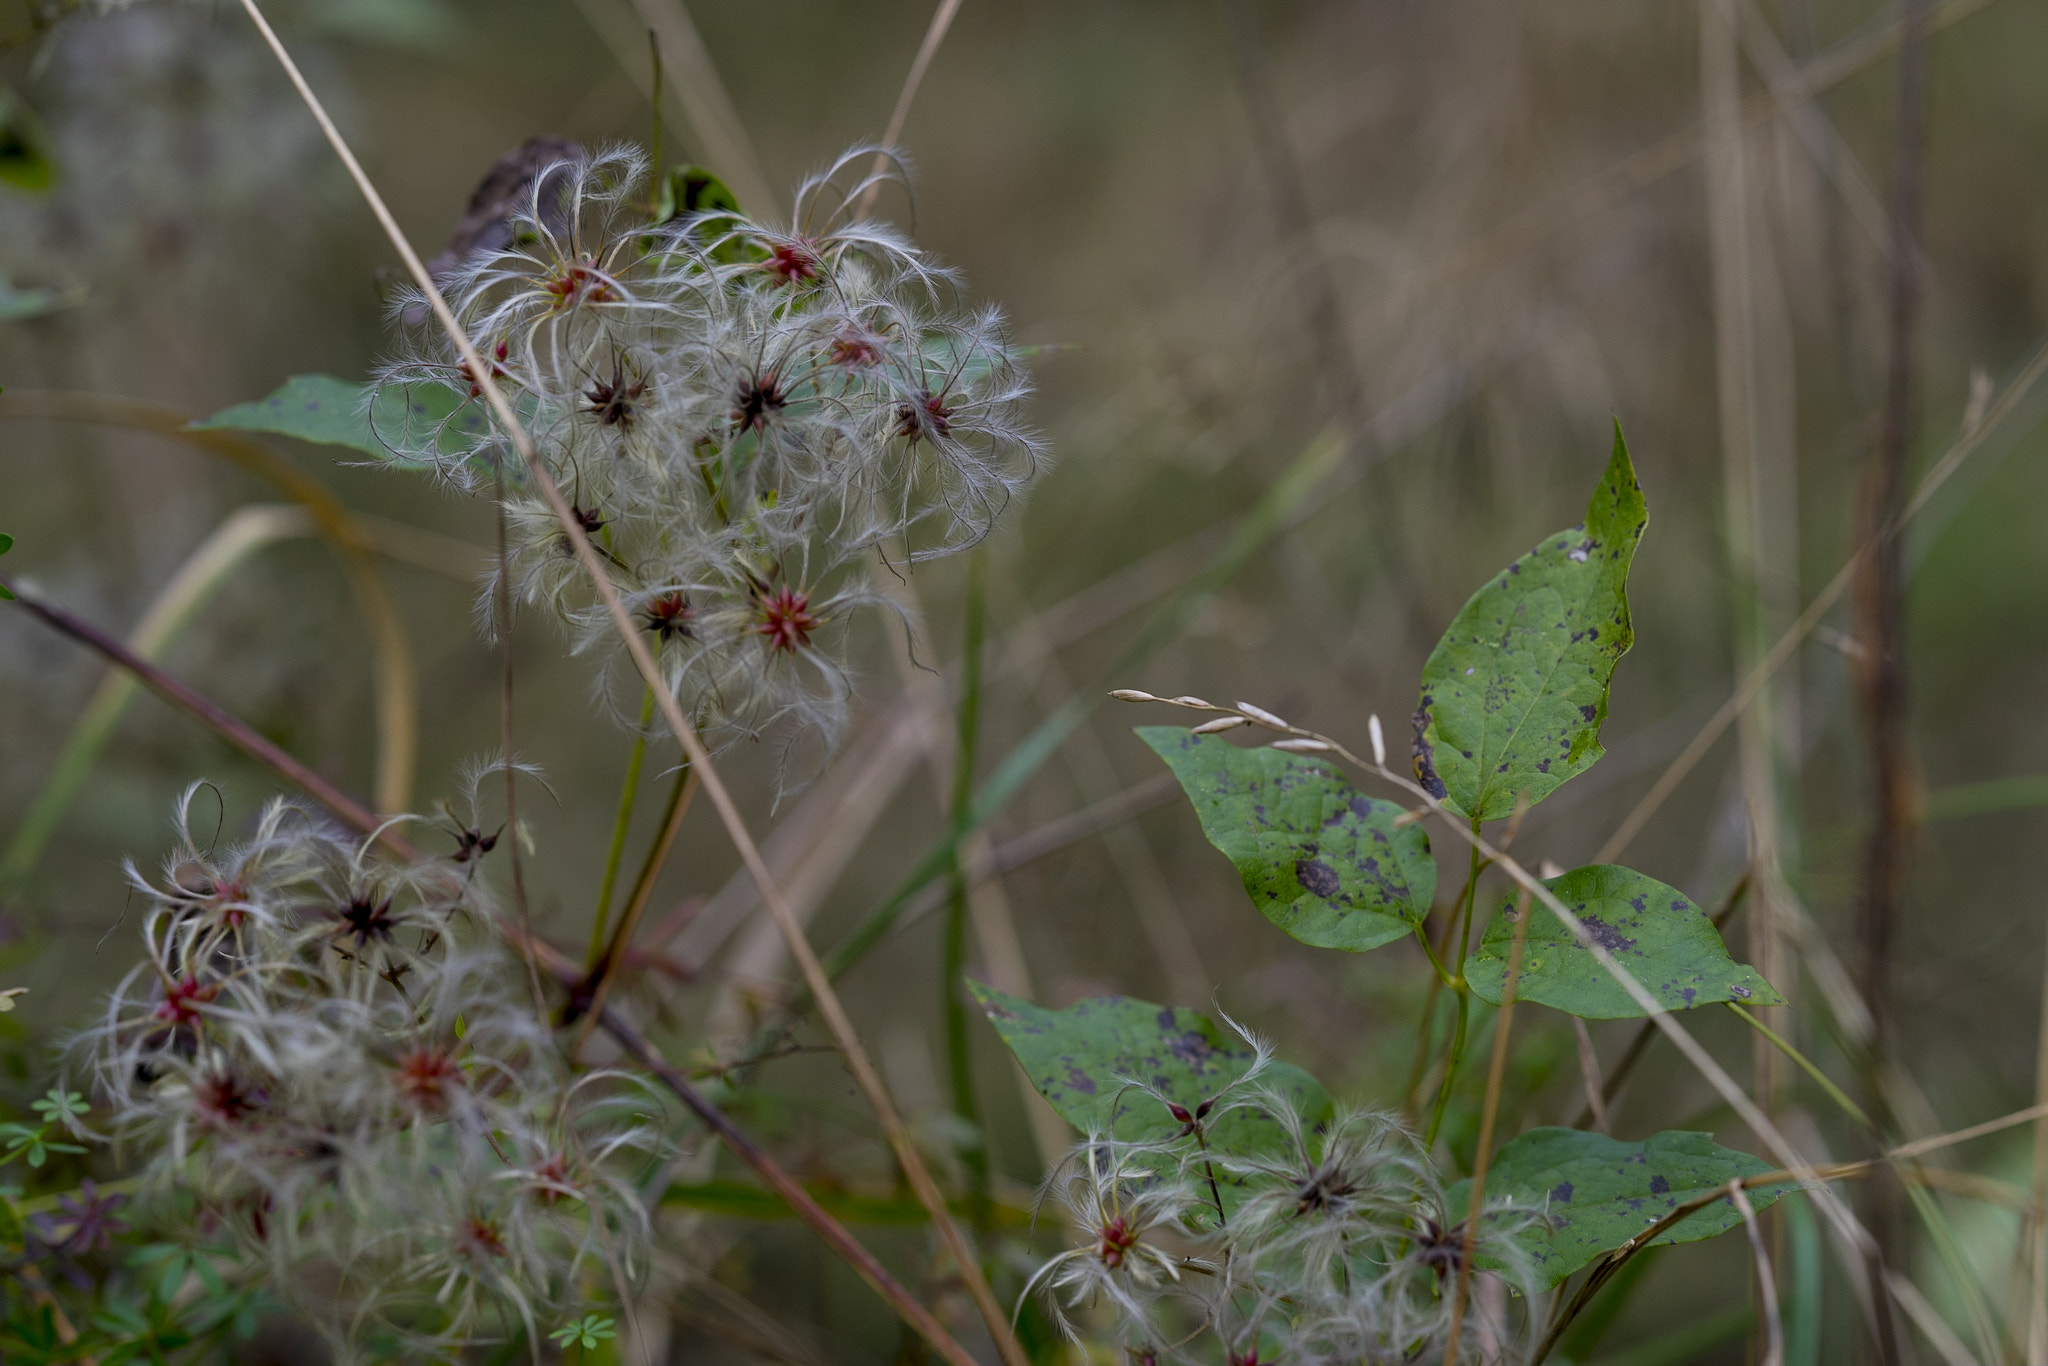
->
[1726,1002,1871,1129]
[1425,820,1486,1148]
[588,687,656,967]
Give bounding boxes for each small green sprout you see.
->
[549,1314,617,1352]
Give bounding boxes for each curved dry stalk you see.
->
[233,10,1025,1361]
[0,391,418,815]
[855,0,965,218]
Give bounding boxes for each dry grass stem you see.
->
[235,8,1025,1358]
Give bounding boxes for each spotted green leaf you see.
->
[1414,423,1645,820]
[1466,864,1782,1019]
[189,373,489,466]
[968,983,1328,1156]
[1451,1127,1790,1290]
[1139,728,1434,952]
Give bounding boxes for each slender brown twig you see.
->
[1854,2,1933,1347]
[2,578,395,850]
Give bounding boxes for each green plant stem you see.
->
[944,547,990,1222]
[1424,821,1485,1149]
[1726,1002,1872,1129]
[588,687,656,967]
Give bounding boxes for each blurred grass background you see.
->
[4,0,2048,1358]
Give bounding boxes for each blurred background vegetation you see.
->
[3,0,2048,1359]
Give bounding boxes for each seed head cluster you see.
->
[74,788,669,1359]
[371,145,1043,767]
[1024,1044,1539,1364]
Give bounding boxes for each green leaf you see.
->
[1414,422,1646,820]
[0,88,53,193]
[1466,864,1782,1019]
[0,532,13,601]
[1450,1127,1791,1290]
[1139,728,1433,952]
[655,164,742,224]
[188,373,489,465]
[968,983,1329,1155]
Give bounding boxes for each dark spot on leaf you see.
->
[1550,1182,1574,1204]
[1411,709,1446,799]
[1295,859,1341,898]
[1064,1066,1096,1095]
[1579,704,1598,723]
[1581,916,1637,953]
[1649,1174,1669,1194]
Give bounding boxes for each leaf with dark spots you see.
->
[1449,1128,1790,1290]
[967,984,1329,1164]
[1413,422,1646,820]
[1139,729,1433,953]
[1466,864,1782,1019]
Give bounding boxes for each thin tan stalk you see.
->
[2028,911,2048,1362]
[1571,1018,1610,1133]
[856,0,965,217]
[1445,887,1532,1362]
[1598,320,2048,863]
[234,10,1025,1360]
[1732,1180,1786,1366]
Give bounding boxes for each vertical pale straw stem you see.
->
[1445,887,1532,1363]
[856,0,965,218]
[2029,908,2048,1363]
[1732,1180,1786,1366]
[234,8,1026,1361]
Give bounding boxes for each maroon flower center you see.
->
[765,240,819,283]
[153,974,217,1026]
[396,1047,461,1109]
[641,590,696,643]
[1096,1215,1138,1268]
[895,389,954,441]
[755,585,819,653]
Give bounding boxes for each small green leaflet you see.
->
[655,164,742,225]
[1414,422,1646,820]
[0,532,14,600]
[0,87,53,192]
[189,373,490,466]
[1465,864,1781,1019]
[1451,1127,1791,1290]
[1140,728,1433,952]
[968,983,1329,1154]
